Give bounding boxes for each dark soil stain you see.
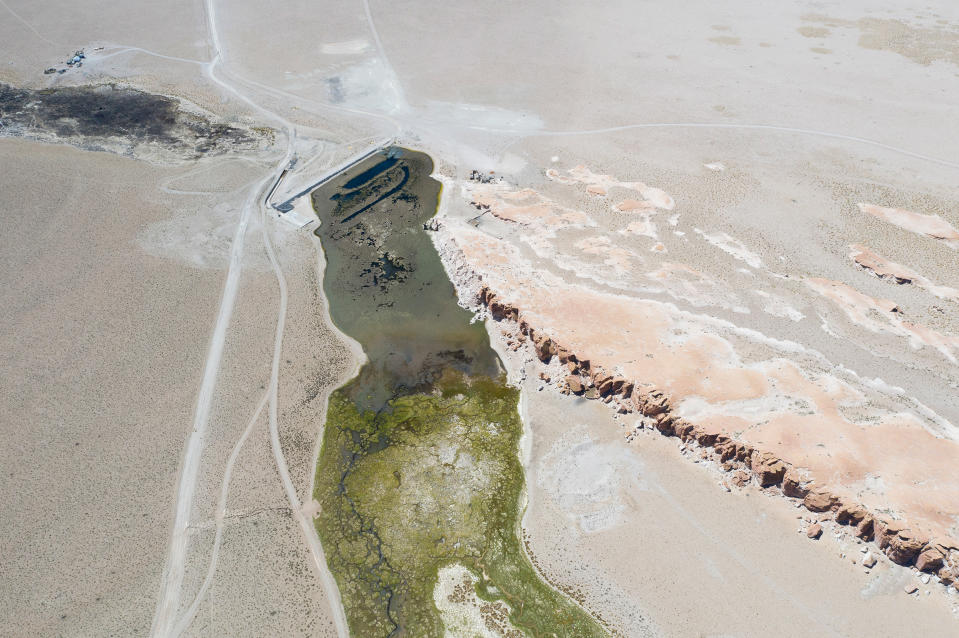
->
[0,83,266,158]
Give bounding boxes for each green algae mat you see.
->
[310,148,606,637]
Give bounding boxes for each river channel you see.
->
[310,147,605,637]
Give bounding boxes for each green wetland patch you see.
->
[310,148,606,637]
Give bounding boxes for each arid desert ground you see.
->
[2,0,958,636]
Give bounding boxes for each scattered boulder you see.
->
[566,375,584,395]
[862,552,877,568]
[803,487,839,512]
[695,430,719,447]
[807,523,823,539]
[782,468,809,498]
[592,370,612,387]
[903,583,918,594]
[733,442,754,462]
[534,335,555,362]
[714,440,735,461]
[597,378,615,396]
[916,548,945,573]
[731,470,750,488]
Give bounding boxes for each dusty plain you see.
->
[2,0,959,636]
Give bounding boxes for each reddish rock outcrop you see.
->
[674,421,696,441]
[654,413,675,436]
[640,391,670,416]
[855,515,875,541]
[533,335,555,363]
[875,520,929,566]
[916,548,945,573]
[875,519,908,550]
[887,530,926,566]
[731,470,750,487]
[751,451,787,487]
[835,502,868,526]
[782,468,809,499]
[473,282,959,587]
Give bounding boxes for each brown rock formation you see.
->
[875,520,930,566]
[855,515,875,541]
[654,413,675,436]
[875,519,907,550]
[751,451,787,487]
[916,548,945,573]
[887,530,926,566]
[731,470,750,487]
[782,468,810,498]
[803,488,839,513]
[835,502,869,526]
[534,335,555,363]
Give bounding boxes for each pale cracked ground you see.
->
[2,0,959,636]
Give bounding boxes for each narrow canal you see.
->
[310,147,605,637]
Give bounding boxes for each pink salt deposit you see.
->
[858,203,959,249]
[850,244,959,301]
[546,165,675,210]
[442,223,959,549]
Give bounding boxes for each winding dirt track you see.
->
[148,0,349,634]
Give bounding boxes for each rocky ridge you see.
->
[472,281,959,587]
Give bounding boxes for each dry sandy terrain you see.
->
[0,137,354,636]
[2,0,959,635]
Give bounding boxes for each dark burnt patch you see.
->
[0,83,264,158]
